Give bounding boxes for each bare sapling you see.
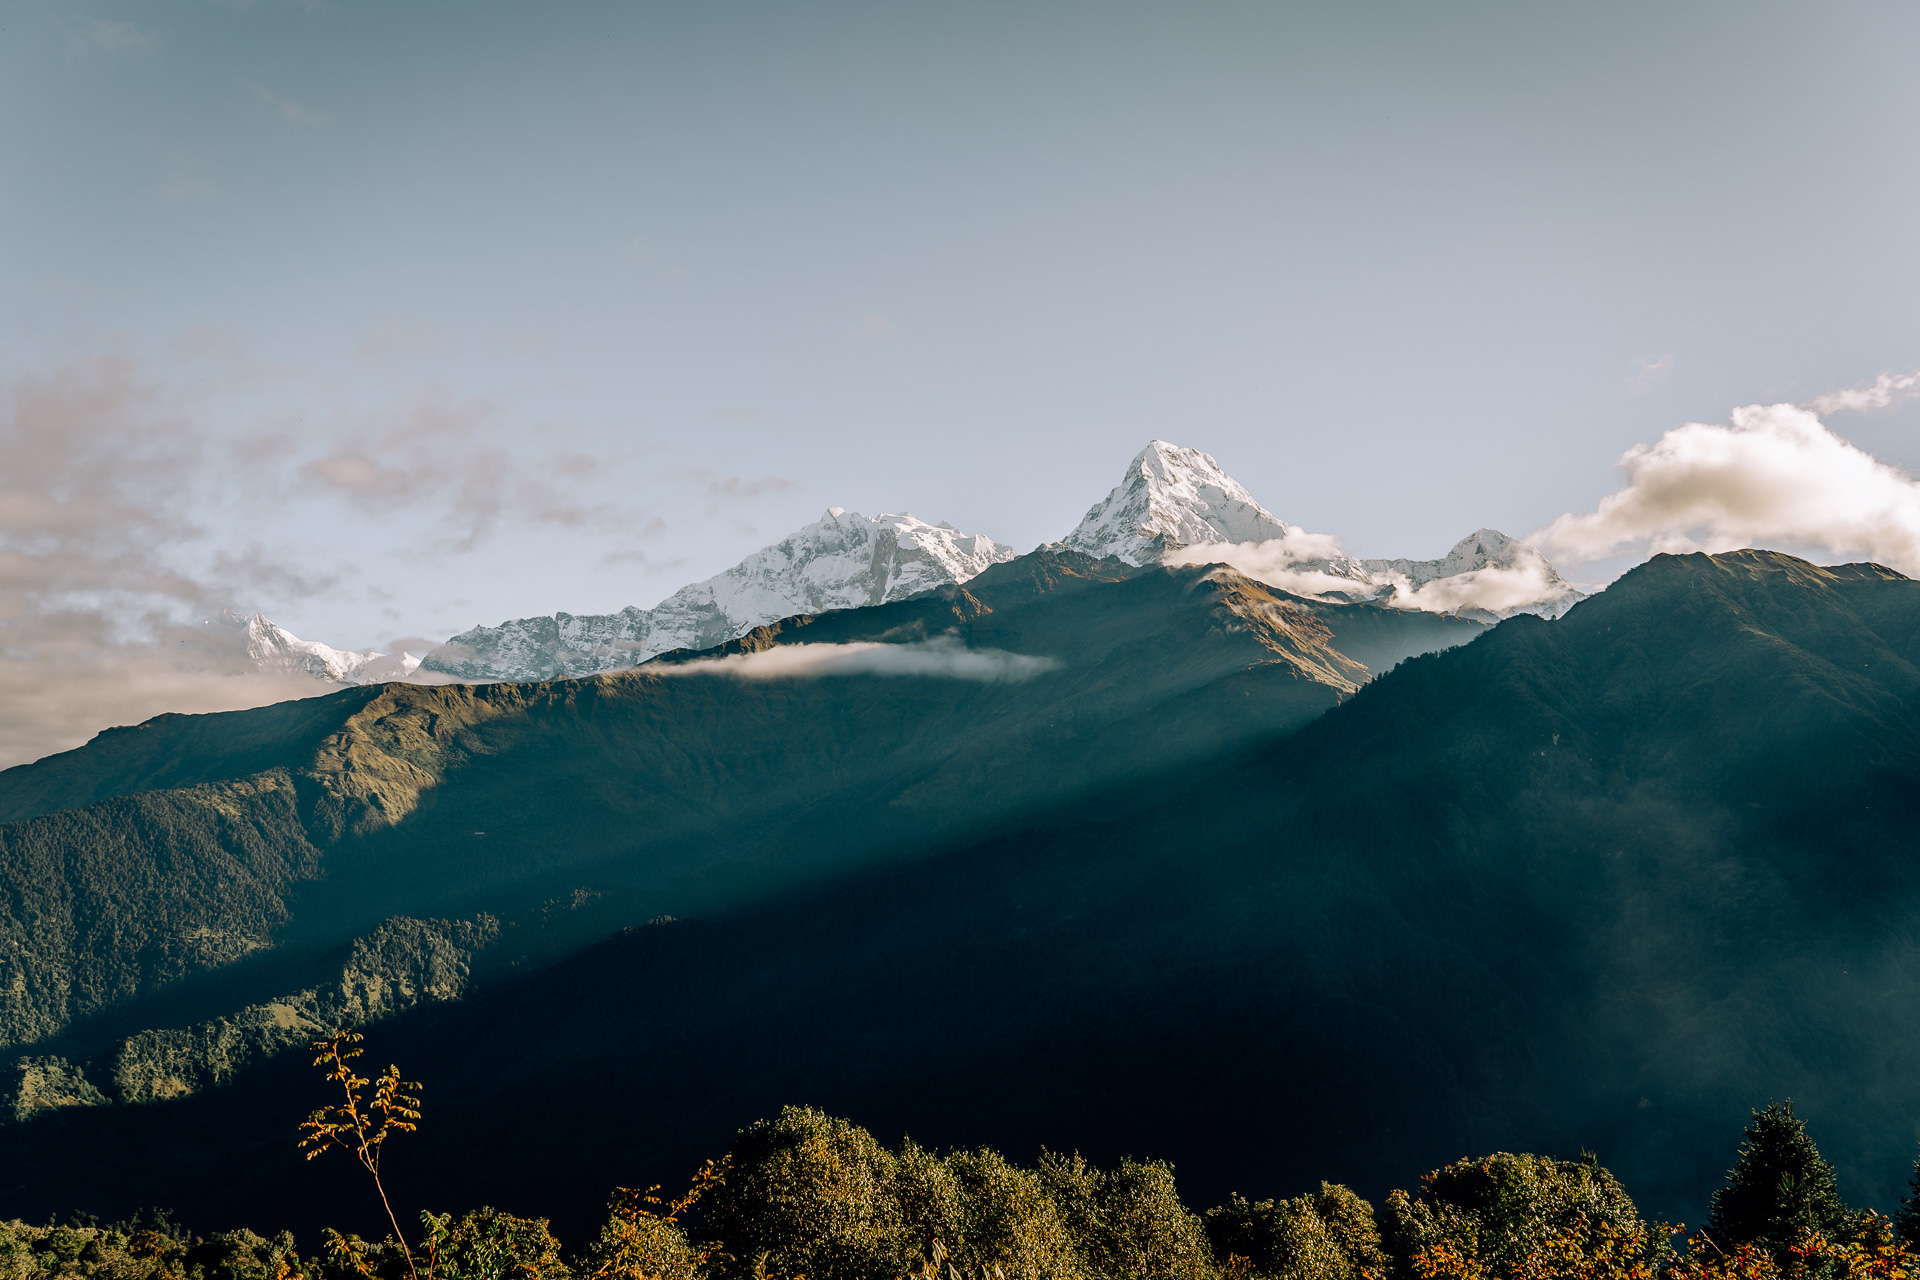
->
[299,1030,426,1280]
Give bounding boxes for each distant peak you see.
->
[1062,440,1296,566]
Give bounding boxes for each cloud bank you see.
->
[1535,394,1920,575]
[0,359,338,767]
[656,639,1057,682]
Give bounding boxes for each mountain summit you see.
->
[198,611,419,684]
[1068,440,1584,622]
[1062,440,1301,564]
[418,440,1578,682]
[422,509,1014,682]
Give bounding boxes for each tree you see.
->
[1380,1152,1666,1280]
[1706,1102,1854,1264]
[702,1105,907,1279]
[1205,1184,1386,1280]
[1895,1146,1920,1248]
[298,1031,424,1280]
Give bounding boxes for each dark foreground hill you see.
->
[5,550,1920,1243]
[0,550,1476,1127]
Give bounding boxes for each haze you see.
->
[2,0,1917,761]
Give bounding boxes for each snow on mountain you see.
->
[200,611,421,684]
[1079,441,1584,622]
[1063,440,1304,565]
[1356,528,1585,621]
[422,509,1016,682]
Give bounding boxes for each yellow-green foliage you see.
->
[579,1194,707,1280]
[1204,1183,1387,1280]
[1380,1153,1667,1280]
[0,1217,308,1280]
[702,1106,1218,1280]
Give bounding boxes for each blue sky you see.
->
[3,0,1917,662]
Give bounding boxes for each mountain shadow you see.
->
[0,549,1481,1125]
[6,551,1920,1244]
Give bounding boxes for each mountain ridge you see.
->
[5,550,1917,1240]
[403,440,1578,685]
[0,546,1485,1125]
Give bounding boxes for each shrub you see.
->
[1380,1152,1667,1280]
[703,1106,907,1279]
[1205,1184,1386,1280]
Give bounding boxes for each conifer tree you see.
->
[1896,1145,1920,1247]
[1706,1100,1853,1262]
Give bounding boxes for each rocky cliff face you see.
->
[422,509,1015,682]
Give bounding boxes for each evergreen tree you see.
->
[1706,1101,1853,1262]
[1896,1145,1920,1247]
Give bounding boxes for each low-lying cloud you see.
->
[1165,532,1367,599]
[1379,559,1567,616]
[1535,389,1920,575]
[1169,533,1574,619]
[656,639,1058,682]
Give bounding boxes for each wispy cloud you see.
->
[298,391,607,549]
[1806,369,1920,416]
[656,638,1057,682]
[1628,354,1673,394]
[706,475,794,499]
[240,80,329,128]
[1534,399,1920,575]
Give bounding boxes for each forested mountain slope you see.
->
[0,549,1479,1131]
[6,551,1909,1245]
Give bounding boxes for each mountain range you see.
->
[2,544,1917,1247]
[250,440,1577,685]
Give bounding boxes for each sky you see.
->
[2,0,1918,762]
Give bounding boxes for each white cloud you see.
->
[1534,401,1920,574]
[656,638,1057,682]
[1806,370,1920,416]
[1375,559,1568,616]
[1164,531,1362,599]
[1172,534,1577,619]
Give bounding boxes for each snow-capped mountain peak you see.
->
[201,611,419,684]
[422,507,1015,682]
[1083,440,1584,622]
[1356,529,1585,620]
[1062,440,1300,565]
